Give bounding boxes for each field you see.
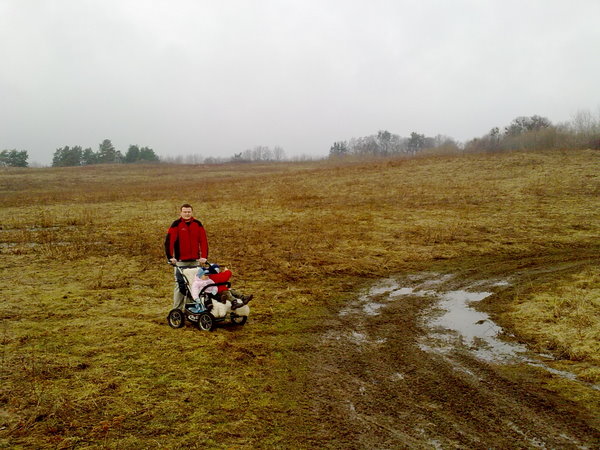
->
[1,149,599,448]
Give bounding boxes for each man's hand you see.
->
[169,258,177,264]
[198,258,207,264]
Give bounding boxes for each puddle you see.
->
[348,330,387,346]
[391,372,406,381]
[425,289,531,363]
[339,279,435,318]
[416,282,600,391]
[363,302,386,316]
[350,331,368,343]
[344,275,599,391]
[389,287,416,297]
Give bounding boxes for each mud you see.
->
[305,272,600,448]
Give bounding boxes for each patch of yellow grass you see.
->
[506,267,600,381]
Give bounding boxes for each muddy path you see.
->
[302,271,600,449]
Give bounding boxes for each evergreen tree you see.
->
[124,145,140,163]
[139,146,159,162]
[52,146,83,167]
[124,145,158,163]
[97,139,117,163]
[0,149,29,167]
[81,147,98,165]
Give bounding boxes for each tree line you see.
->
[51,139,159,167]
[0,149,29,167]
[328,110,600,159]
[329,130,459,158]
[160,145,287,165]
[3,109,599,167]
[464,111,600,153]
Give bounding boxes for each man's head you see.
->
[180,204,193,221]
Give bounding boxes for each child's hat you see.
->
[197,267,209,277]
[208,263,220,274]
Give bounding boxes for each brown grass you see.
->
[505,267,600,381]
[1,149,599,447]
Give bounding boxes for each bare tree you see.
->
[272,146,286,161]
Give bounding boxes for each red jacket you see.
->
[208,270,232,293]
[164,217,208,261]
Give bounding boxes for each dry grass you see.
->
[1,150,599,447]
[506,267,600,382]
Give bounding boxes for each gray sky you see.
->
[1,0,599,165]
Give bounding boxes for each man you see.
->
[164,203,208,310]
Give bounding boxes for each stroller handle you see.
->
[168,260,212,267]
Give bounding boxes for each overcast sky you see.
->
[1,0,599,165]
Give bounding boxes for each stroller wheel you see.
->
[230,315,247,326]
[197,312,215,331]
[167,309,185,328]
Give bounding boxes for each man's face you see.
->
[180,207,193,221]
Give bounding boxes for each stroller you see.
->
[167,263,250,331]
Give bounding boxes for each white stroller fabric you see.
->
[182,267,199,286]
[234,305,250,317]
[210,301,229,318]
[208,299,250,319]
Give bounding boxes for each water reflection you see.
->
[350,276,599,390]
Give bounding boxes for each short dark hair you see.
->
[180,203,193,210]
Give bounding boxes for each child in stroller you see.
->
[194,263,253,309]
[167,262,252,331]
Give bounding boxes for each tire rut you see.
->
[305,274,600,449]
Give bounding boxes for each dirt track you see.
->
[304,272,600,449]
